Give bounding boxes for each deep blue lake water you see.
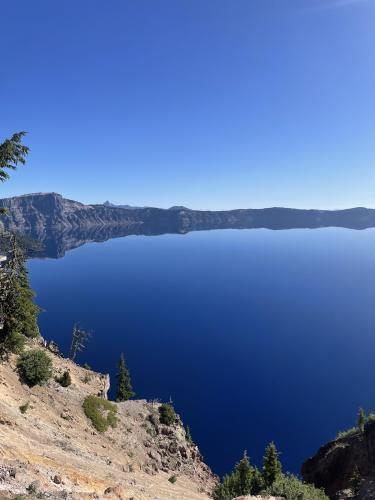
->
[27,228,375,477]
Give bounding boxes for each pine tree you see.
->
[357,407,366,433]
[1,235,39,354]
[234,451,253,496]
[263,442,282,487]
[0,132,29,214]
[185,424,193,444]
[116,352,134,401]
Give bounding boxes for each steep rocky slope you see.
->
[302,422,375,499]
[0,339,216,499]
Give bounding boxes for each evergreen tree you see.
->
[0,235,39,355]
[263,442,282,487]
[116,352,134,401]
[0,132,29,214]
[234,451,253,496]
[357,407,366,433]
[185,424,193,444]
[251,467,265,494]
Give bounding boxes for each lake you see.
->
[27,228,375,477]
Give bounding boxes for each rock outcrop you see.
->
[302,422,375,499]
[0,339,216,499]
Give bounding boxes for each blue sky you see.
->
[1,0,375,209]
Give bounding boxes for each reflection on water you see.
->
[27,228,375,477]
[13,208,375,259]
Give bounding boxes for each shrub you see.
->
[55,370,72,387]
[0,331,25,355]
[83,395,118,432]
[17,349,52,386]
[265,473,328,500]
[19,402,29,414]
[336,427,360,441]
[82,362,91,370]
[82,374,91,384]
[168,475,177,484]
[159,403,176,425]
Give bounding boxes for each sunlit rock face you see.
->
[3,193,375,253]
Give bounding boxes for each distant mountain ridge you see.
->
[103,200,144,210]
[1,193,375,237]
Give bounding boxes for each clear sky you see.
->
[1,0,375,209]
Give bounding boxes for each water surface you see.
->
[27,228,375,476]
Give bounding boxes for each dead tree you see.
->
[69,323,91,361]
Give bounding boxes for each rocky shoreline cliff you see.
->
[0,339,216,499]
[3,193,375,236]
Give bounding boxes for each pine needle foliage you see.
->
[0,235,40,356]
[0,132,29,215]
[159,403,176,425]
[116,352,134,401]
[0,132,29,182]
[213,443,327,500]
[263,441,282,487]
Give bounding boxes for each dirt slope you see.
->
[0,339,216,499]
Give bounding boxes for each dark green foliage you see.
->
[55,370,72,387]
[213,451,263,500]
[265,473,328,499]
[357,407,366,433]
[0,132,29,184]
[159,403,176,425]
[350,466,362,496]
[0,134,38,353]
[235,451,253,495]
[336,408,370,441]
[17,349,52,386]
[19,402,29,414]
[0,331,25,355]
[82,362,91,370]
[0,132,29,216]
[0,236,40,355]
[0,232,43,257]
[116,352,134,401]
[263,441,282,487]
[168,475,177,484]
[185,424,193,444]
[83,395,118,432]
[214,446,327,500]
[252,467,265,493]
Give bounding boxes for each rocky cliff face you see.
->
[2,193,375,237]
[0,339,216,499]
[0,193,142,230]
[302,422,375,499]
